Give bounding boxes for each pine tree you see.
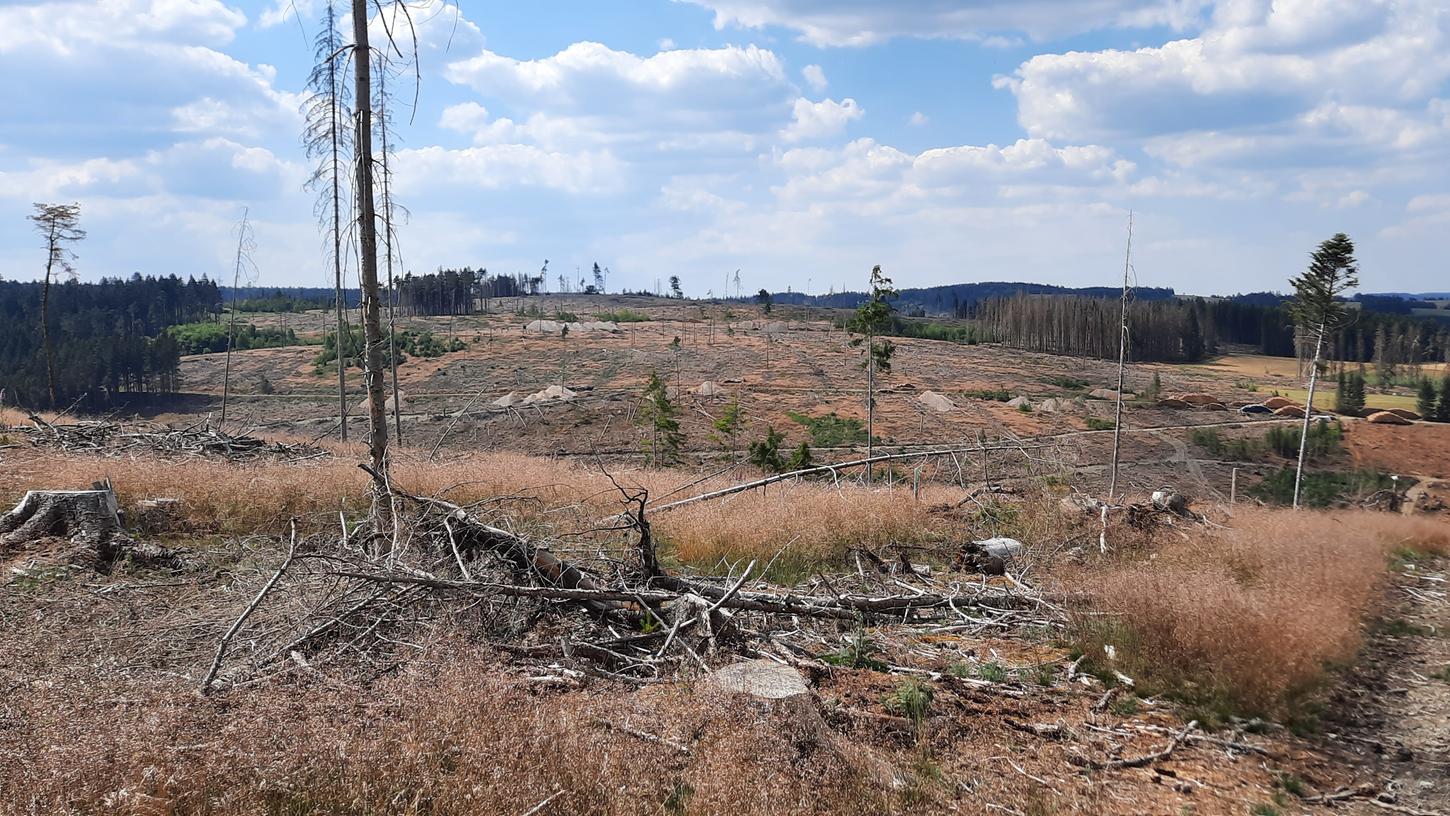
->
[1287,233,1357,509]
[849,265,896,484]
[640,371,683,467]
[1334,370,1349,413]
[1417,377,1437,416]
[1348,371,1367,414]
[1437,374,1450,423]
[787,441,814,471]
[28,202,85,406]
[748,425,786,473]
[711,396,743,456]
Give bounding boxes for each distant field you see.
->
[1272,386,1420,413]
[1186,353,1448,382]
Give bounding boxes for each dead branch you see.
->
[202,521,301,694]
[1069,720,1198,771]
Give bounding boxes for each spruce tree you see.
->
[1437,374,1450,423]
[640,371,684,467]
[1417,377,1437,416]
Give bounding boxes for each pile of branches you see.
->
[6,414,327,462]
[201,467,1063,692]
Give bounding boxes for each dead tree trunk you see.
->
[350,0,391,529]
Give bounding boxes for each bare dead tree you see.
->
[27,202,85,406]
[1108,210,1133,501]
[220,208,257,428]
[303,0,354,442]
[375,49,405,445]
[350,0,390,527]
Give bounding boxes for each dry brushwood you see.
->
[198,465,1063,690]
[8,414,325,461]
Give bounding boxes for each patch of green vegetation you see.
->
[786,410,872,447]
[1085,417,1116,431]
[1251,801,1282,816]
[1109,694,1140,716]
[962,387,1011,402]
[663,782,693,816]
[1264,422,1342,459]
[1190,428,1261,460]
[1041,374,1089,391]
[820,632,888,672]
[1247,467,1396,507]
[1275,773,1306,798]
[975,661,1009,683]
[553,310,578,322]
[884,678,934,734]
[167,321,300,355]
[1022,664,1057,686]
[1372,617,1433,638]
[313,327,465,373]
[834,315,981,344]
[595,308,650,323]
[1017,402,1033,413]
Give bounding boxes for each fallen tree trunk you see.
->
[330,570,976,622]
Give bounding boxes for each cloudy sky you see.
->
[1,0,1447,296]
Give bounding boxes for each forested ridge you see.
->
[976,293,1450,365]
[0,274,220,407]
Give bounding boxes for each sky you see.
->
[1,0,1448,297]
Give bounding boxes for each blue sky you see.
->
[2,0,1448,296]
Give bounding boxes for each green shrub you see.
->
[167,322,299,355]
[820,632,887,671]
[1041,375,1088,391]
[963,388,1011,402]
[595,309,650,323]
[1264,422,1341,459]
[786,411,871,447]
[1085,417,1115,431]
[1247,467,1395,507]
[884,679,934,735]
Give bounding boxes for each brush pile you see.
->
[197,468,1063,693]
[5,414,327,461]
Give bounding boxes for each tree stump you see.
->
[0,489,124,548]
[0,488,180,571]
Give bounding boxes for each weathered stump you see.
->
[0,489,123,548]
[0,488,180,570]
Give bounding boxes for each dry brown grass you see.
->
[0,447,967,575]
[1070,509,1450,720]
[0,646,891,816]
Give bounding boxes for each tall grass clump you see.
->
[1069,510,1449,723]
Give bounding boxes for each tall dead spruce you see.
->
[302,0,354,443]
[349,0,392,531]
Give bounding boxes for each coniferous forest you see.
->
[0,274,220,408]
